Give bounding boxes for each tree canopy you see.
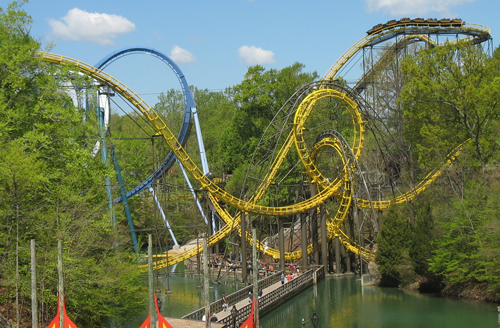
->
[400,42,500,168]
[0,2,143,326]
[373,40,500,299]
[3,1,500,325]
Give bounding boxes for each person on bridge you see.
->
[231,305,237,325]
[222,292,228,311]
[280,272,285,285]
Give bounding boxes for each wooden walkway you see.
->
[163,317,224,328]
[182,266,325,327]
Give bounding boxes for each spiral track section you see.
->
[37,19,490,269]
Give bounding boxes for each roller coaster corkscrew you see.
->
[37,18,491,270]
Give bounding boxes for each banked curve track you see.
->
[94,47,195,203]
[37,20,490,268]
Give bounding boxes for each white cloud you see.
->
[365,0,476,16]
[49,8,136,45]
[170,45,197,64]
[238,46,275,65]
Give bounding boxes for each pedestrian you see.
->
[269,264,274,274]
[248,290,253,303]
[222,292,228,311]
[287,273,292,282]
[296,264,300,275]
[258,289,263,299]
[280,272,285,285]
[231,305,238,327]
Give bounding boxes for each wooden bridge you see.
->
[182,265,325,327]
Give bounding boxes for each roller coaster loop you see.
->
[37,19,489,268]
[95,47,196,203]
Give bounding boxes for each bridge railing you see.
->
[182,270,283,321]
[182,266,325,324]
[314,264,325,282]
[218,266,325,326]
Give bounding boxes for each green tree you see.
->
[220,63,318,173]
[0,2,144,326]
[400,42,500,168]
[475,179,500,296]
[194,86,237,174]
[376,205,411,286]
[428,178,493,291]
[408,203,434,276]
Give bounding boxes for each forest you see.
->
[1,1,500,327]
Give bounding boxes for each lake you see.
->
[130,264,498,327]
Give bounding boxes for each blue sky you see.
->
[18,0,500,110]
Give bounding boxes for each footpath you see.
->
[182,267,325,327]
[211,279,283,323]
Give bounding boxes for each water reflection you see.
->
[130,265,497,328]
[127,262,247,327]
[259,275,497,328]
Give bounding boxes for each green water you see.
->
[134,264,498,327]
[260,275,498,328]
[129,263,248,326]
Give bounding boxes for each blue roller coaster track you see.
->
[95,47,196,203]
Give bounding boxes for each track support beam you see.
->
[301,213,308,268]
[278,218,285,271]
[320,204,328,269]
[241,211,248,281]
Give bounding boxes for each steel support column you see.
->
[311,183,319,264]
[335,236,341,273]
[301,213,308,268]
[320,204,328,268]
[278,218,285,272]
[241,211,248,281]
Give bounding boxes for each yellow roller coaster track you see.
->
[354,33,482,93]
[40,52,330,216]
[38,20,488,269]
[142,85,363,270]
[324,22,490,80]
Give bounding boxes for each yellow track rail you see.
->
[354,33,483,93]
[40,52,331,216]
[38,20,487,267]
[324,22,490,80]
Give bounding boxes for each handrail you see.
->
[182,271,283,321]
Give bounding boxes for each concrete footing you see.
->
[361,273,378,286]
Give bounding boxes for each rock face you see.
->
[442,281,500,303]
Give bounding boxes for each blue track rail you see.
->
[95,47,195,203]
